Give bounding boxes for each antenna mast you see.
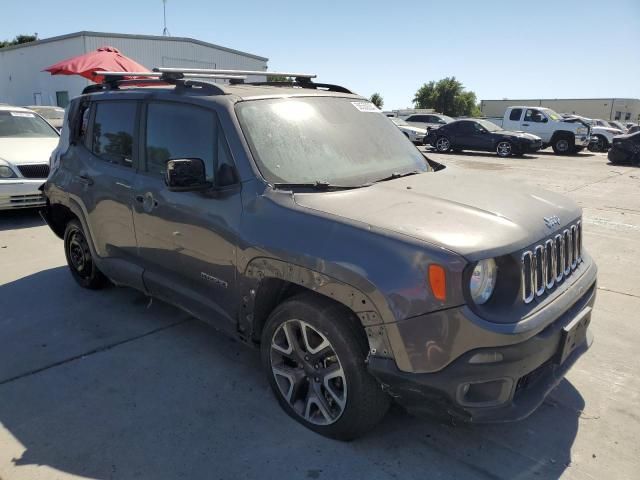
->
[162,0,170,36]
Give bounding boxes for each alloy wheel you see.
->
[436,137,450,152]
[270,319,347,426]
[496,141,512,157]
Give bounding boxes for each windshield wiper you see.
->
[272,181,363,191]
[373,170,421,183]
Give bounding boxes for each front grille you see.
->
[18,164,50,179]
[521,221,582,304]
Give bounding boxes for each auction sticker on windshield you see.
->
[10,112,35,117]
[351,101,380,113]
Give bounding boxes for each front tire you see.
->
[63,219,108,289]
[496,140,513,157]
[435,136,451,153]
[261,294,390,440]
[552,135,574,155]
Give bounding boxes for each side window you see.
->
[75,102,91,148]
[509,108,523,121]
[457,122,473,134]
[145,102,234,184]
[524,109,544,123]
[91,102,136,167]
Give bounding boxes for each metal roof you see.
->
[0,31,268,62]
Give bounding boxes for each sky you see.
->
[2,0,640,109]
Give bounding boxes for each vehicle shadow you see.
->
[0,267,583,479]
[0,209,45,232]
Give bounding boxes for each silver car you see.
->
[0,106,59,210]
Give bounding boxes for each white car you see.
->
[0,106,60,210]
[403,113,454,131]
[390,117,428,144]
[566,116,624,152]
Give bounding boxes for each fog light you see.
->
[457,378,513,407]
[468,351,504,364]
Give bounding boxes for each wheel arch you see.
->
[240,257,394,359]
[550,130,575,143]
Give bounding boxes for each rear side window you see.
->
[144,102,233,183]
[509,108,522,121]
[91,102,136,167]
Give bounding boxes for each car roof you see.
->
[0,105,35,113]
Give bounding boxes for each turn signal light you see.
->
[428,264,447,301]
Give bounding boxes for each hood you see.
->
[0,137,59,165]
[399,125,427,134]
[562,117,591,128]
[293,169,581,260]
[592,126,623,135]
[500,130,541,141]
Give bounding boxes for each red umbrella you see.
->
[43,46,148,83]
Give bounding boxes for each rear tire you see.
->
[435,136,451,153]
[63,219,108,289]
[261,294,390,440]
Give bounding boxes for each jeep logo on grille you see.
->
[544,215,561,228]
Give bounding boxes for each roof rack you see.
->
[82,68,354,95]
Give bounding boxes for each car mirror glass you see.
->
[165,158,211,192]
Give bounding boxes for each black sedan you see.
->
[426,119,543,157]
[608,131,640,165]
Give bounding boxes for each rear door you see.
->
[132,100,243,331]
[74,99,143,289]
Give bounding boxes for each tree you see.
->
[369,93,384,109]
[266,74,293,83]
[413,77,480,117]
[0,33,38,49]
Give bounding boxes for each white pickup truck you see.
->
[489,106,591,154]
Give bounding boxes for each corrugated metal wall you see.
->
[0,33,268,106]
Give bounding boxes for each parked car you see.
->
[627,125,640,135]
[24,105,65,131]
[625,122,637,130]
[569,116,625,152]
[403,113,454,131]
[426,119,542,157]
[607,120,627,132]
[42,69,597,440]
[390,117,427,144]
[494,107,590,154]
[0,105,59,210]
[608,131,640,165]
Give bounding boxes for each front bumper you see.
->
[0,179,46,210]
[575,135,591,147]
[369,265,597,423]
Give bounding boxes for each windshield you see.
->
[30,107,65,120]
[236,97,430,185]
[391,118,409,126]
[439,115,455,123]
[542,109,562,121]
[0,111,59,138]
[476,119,501,132]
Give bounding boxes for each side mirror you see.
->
[165,158,211,192]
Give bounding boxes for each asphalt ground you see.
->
[0,148,638,479]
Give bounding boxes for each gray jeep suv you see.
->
[42,68,597,440]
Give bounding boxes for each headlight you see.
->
[0,160,17,178]
[469,258,497,304]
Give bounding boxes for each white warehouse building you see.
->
[0,31,268,107]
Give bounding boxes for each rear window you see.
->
[0,111,59,138]
[509,108,522,121]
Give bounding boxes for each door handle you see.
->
[522,123,530,126]
[77,175,93,186]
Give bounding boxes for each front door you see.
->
[132,100,242,331]
[522,108,548,139]
[76,100,143,289]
